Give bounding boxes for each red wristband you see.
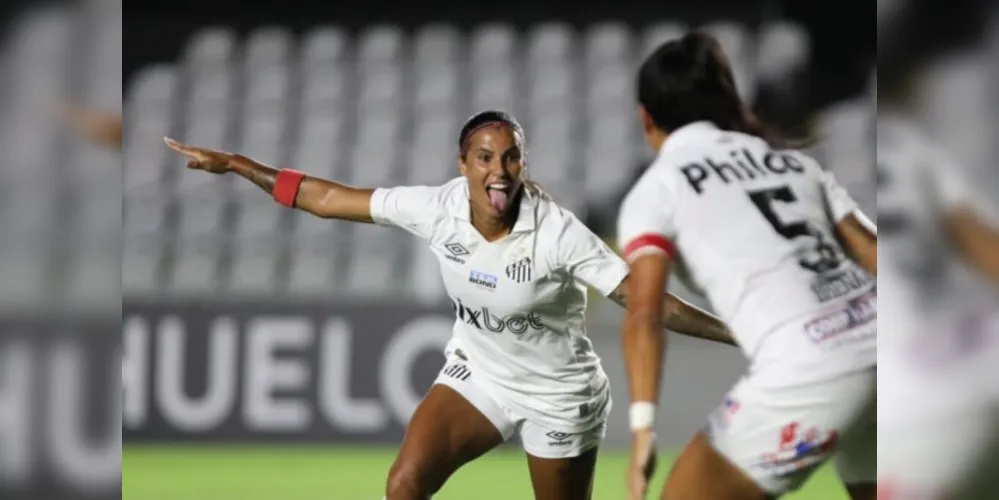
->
[273,169,305,207]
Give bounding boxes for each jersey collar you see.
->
[455,179,538,233]
[659,120,718,156]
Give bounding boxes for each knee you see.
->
[385,458,437,500]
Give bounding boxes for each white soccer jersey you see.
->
[877,115,999,366]
[617,121,876,373]
[370,177,629,433]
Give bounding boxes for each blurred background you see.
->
[0,0,996,498]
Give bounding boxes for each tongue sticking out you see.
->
[487,188,510,213]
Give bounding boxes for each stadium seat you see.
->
[414,67,459,113]
[584,22,632,66]
[414,23,460,67]
[756,21,810,85]
[526,22,574,65]
[344,224,402,297]
[528,62,574,111]
[123,238,163,296]
[302,66,348,112]
[470,23,517,63]
[294,112,344,177]
[406,242,447,303]
[358,64,404,114]
[183,27,238,70]
[702,21,756,102]
[244,66,290,110]
[167,245,222,296]
[639,22,686,61]
[357,24,405,64]
[471,68,518,116]
[227,244,281,295]
[301,26,348,67]
[244,26,293,71]
[286,236,338,296]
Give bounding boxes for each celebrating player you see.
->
[615,33,877,499]
[165,109,734,500]
[876,65,999,500]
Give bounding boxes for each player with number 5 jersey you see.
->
[616,32,878,500]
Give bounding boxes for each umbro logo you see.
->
[545,430,573,446]
[444,242,469,264]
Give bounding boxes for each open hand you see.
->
[164,137,236,174]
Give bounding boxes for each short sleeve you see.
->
[559,215,629,296]
[369,185,442,239]
[616,171,678,263]
[820,169,860,223]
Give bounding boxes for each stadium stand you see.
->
[119,20,821,299]
[117,16,989,299]
[0,0,121,308]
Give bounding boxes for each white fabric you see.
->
[617,122,876,382]
[705,367,876,494]
[371,178,628,432]
[433,349,608,458]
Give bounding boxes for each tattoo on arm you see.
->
[228,155,279,194]
[609,280,735,346]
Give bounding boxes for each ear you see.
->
[457,154,468,176]
[638,105,655,134]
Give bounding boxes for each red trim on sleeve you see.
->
[273,169,306,207]
[623,233,675,261]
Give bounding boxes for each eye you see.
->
[477,152,492,163]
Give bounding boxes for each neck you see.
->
[470,190,522,242]
[648,130,669,153]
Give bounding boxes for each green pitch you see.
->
[124,445,847,499]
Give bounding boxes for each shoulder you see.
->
[532,198,597,253]
[414,177,466,214]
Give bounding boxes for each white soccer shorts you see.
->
[432,350,607,459]
[878,339,999,500]
[704,367,876,495]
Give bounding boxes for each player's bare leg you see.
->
[385,384,504,500]
[661,433,772,500]
[525,447,599,500]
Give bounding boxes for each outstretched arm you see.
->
[164,137,374,222]
[608,277,736,346]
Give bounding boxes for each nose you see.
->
[487,157,510,178]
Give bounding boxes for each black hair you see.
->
[457,110,525,157]
[637,32,784,147]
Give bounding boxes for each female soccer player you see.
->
[616,33,878,500]
[876,63,999,500]
[165,110,733,500]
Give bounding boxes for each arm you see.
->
[621,254,670,411]
[164,137,375,222]
[227,155,375,222]
[834,212,877,275]
[945,207,999,285]
[820,168,877,275]
[64,106,122,150]
[608,279,735,346]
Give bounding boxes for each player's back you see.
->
[620,122,875,364]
